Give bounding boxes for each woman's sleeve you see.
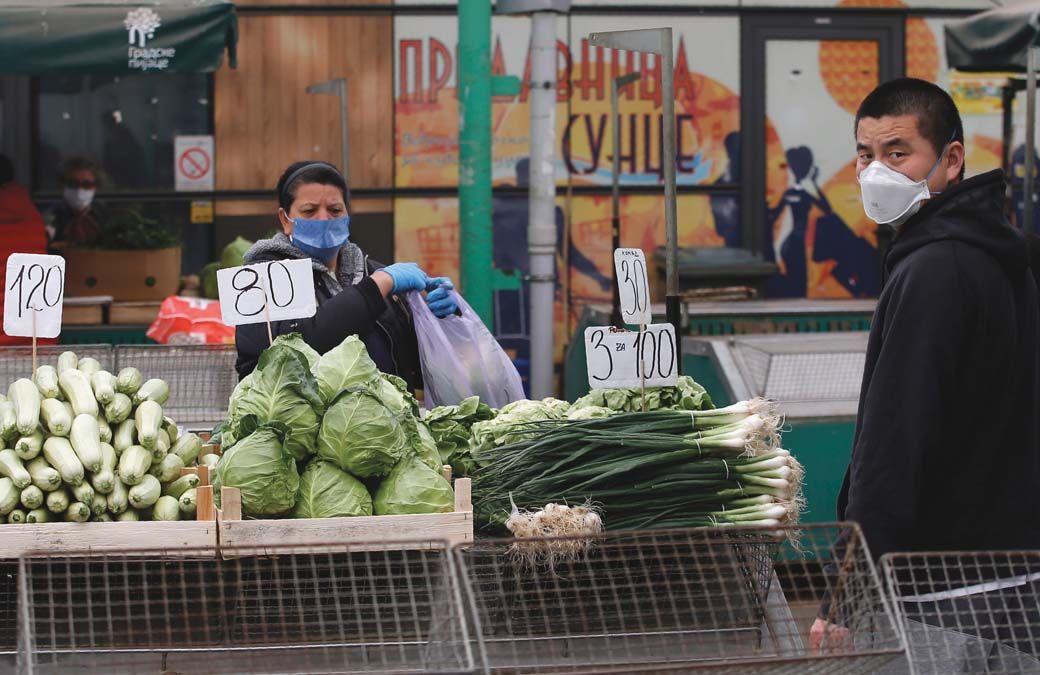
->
[235,276,387,378]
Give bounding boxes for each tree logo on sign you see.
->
[125,8,161,48]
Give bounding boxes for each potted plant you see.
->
[62,209,182,302]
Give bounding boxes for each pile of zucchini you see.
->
[0,351,220,524]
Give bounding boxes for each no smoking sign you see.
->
[174,135,214,192]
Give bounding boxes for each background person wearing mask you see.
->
[47,156,108,245]
[235,161,457,384]
[810,78,1040,654]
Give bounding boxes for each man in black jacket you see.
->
[811,78,1040,650]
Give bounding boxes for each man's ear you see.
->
[946,141,966,183]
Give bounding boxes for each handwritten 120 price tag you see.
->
[584,323,678,390]
[4,253,65,339]
[216,258,316,327]
[613,248,651,325]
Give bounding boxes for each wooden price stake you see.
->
[613,248,652,410]
[3,254,65,375]
[216,259,317,343]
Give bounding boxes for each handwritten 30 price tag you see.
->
[584,323,678,390]
[4,253,65,339]
[613,248,651,325]
[217,258,316,327]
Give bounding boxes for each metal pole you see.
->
[660,28,681,371]
[611,72,640,328]
[1026,47,1037,234]
[457,0,494,326]
[339,79,350,200]
[528,10,558,399]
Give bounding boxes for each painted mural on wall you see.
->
[394,13,1007,360]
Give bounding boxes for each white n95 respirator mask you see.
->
[858,161,935,227]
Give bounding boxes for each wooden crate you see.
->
[63,295,112,325]
[110,301,162,324]
[208,475,474,558]
[0,520,218,559]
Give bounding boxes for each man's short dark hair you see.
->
[276,161,350,212]
[855,78,965,180]
[58,156,100,184]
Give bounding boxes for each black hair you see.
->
[275,161,349,212]
[855,78,965,180]
[58,156,100,184]
[785,146,814,182]
[0,155,13,186]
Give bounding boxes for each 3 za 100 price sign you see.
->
[584,324,678,390]
[217,258,316,327]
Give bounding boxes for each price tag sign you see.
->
[613,248,651,325]
[4,254,65,338]
[584,323,678,390]
[217,259,316,327]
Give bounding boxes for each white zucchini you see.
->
[0,401,17,442]
[19,485,43,510]
[128,474,161,509]
[115,509,139,522]
[40,398,72,436]
[97,416,112,444]
[65,502,90,522]
[95,512,112,522]
[0,449,31,488]
[90,493,107,518]
[91,442,117,494]
[15,431,44,461]
[26,508,50,523]
[153,454,184,483]
[179,488,197,516]
[71,482,94,505]
[199,453,221,469]
[164,473,200,499]
[77,357,102,377]
[135,401,163,450]
[9,378,40,436]
[104,393,133,425]
[46,487,70,514]
[7,508,26,524]
[133,379,170,406]
[113,418,136,453]
[57,351,78,373]
[26,457,61,491]
[115,367,142,395]
[90,371,117,405]
[152,495,181,521]
[117,445,152,486]
[33,365,61,398]
[107,479,129,515]
[58,369,99,417]
[171,433,203,465]
[43,436,85,486]
[0,477,18,515]
[70,414,103,472]
[162,416,180,444]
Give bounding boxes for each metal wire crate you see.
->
[0,344,113,385]
[18,540,476,675]
[881,551,1040,675]
[113,344,238,431]
[454,523,905,674]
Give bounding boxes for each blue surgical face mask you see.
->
[288,214,350,262]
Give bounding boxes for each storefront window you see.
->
[35,73,210,191]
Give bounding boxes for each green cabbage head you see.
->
[317,389,408,478]
[374,454,454,515]
[215,424,299,517]
[313,336,381,403]
[293,461,372,519]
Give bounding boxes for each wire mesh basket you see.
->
[0,344,114,385]
[18,540,476,675]
[0,560,16,660]
[454,523,905,674]
[881,550,1040,675]
[113,344,238,431]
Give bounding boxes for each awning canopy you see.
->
[945,2,1040,73]
[0,0,237,75]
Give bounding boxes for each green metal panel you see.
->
[60,327,154,345]
[783,421,854,525]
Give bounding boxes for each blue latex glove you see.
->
[382,262,429,294]
[425,277,458,318]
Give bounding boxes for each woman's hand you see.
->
[425,278,458,318]
[377,263,429,295]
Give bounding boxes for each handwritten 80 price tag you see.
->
[216,258,316,326]
[584,324,678,390]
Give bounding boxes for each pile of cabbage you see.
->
[211,335,454,519]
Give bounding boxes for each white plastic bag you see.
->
[406,290,526,410]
